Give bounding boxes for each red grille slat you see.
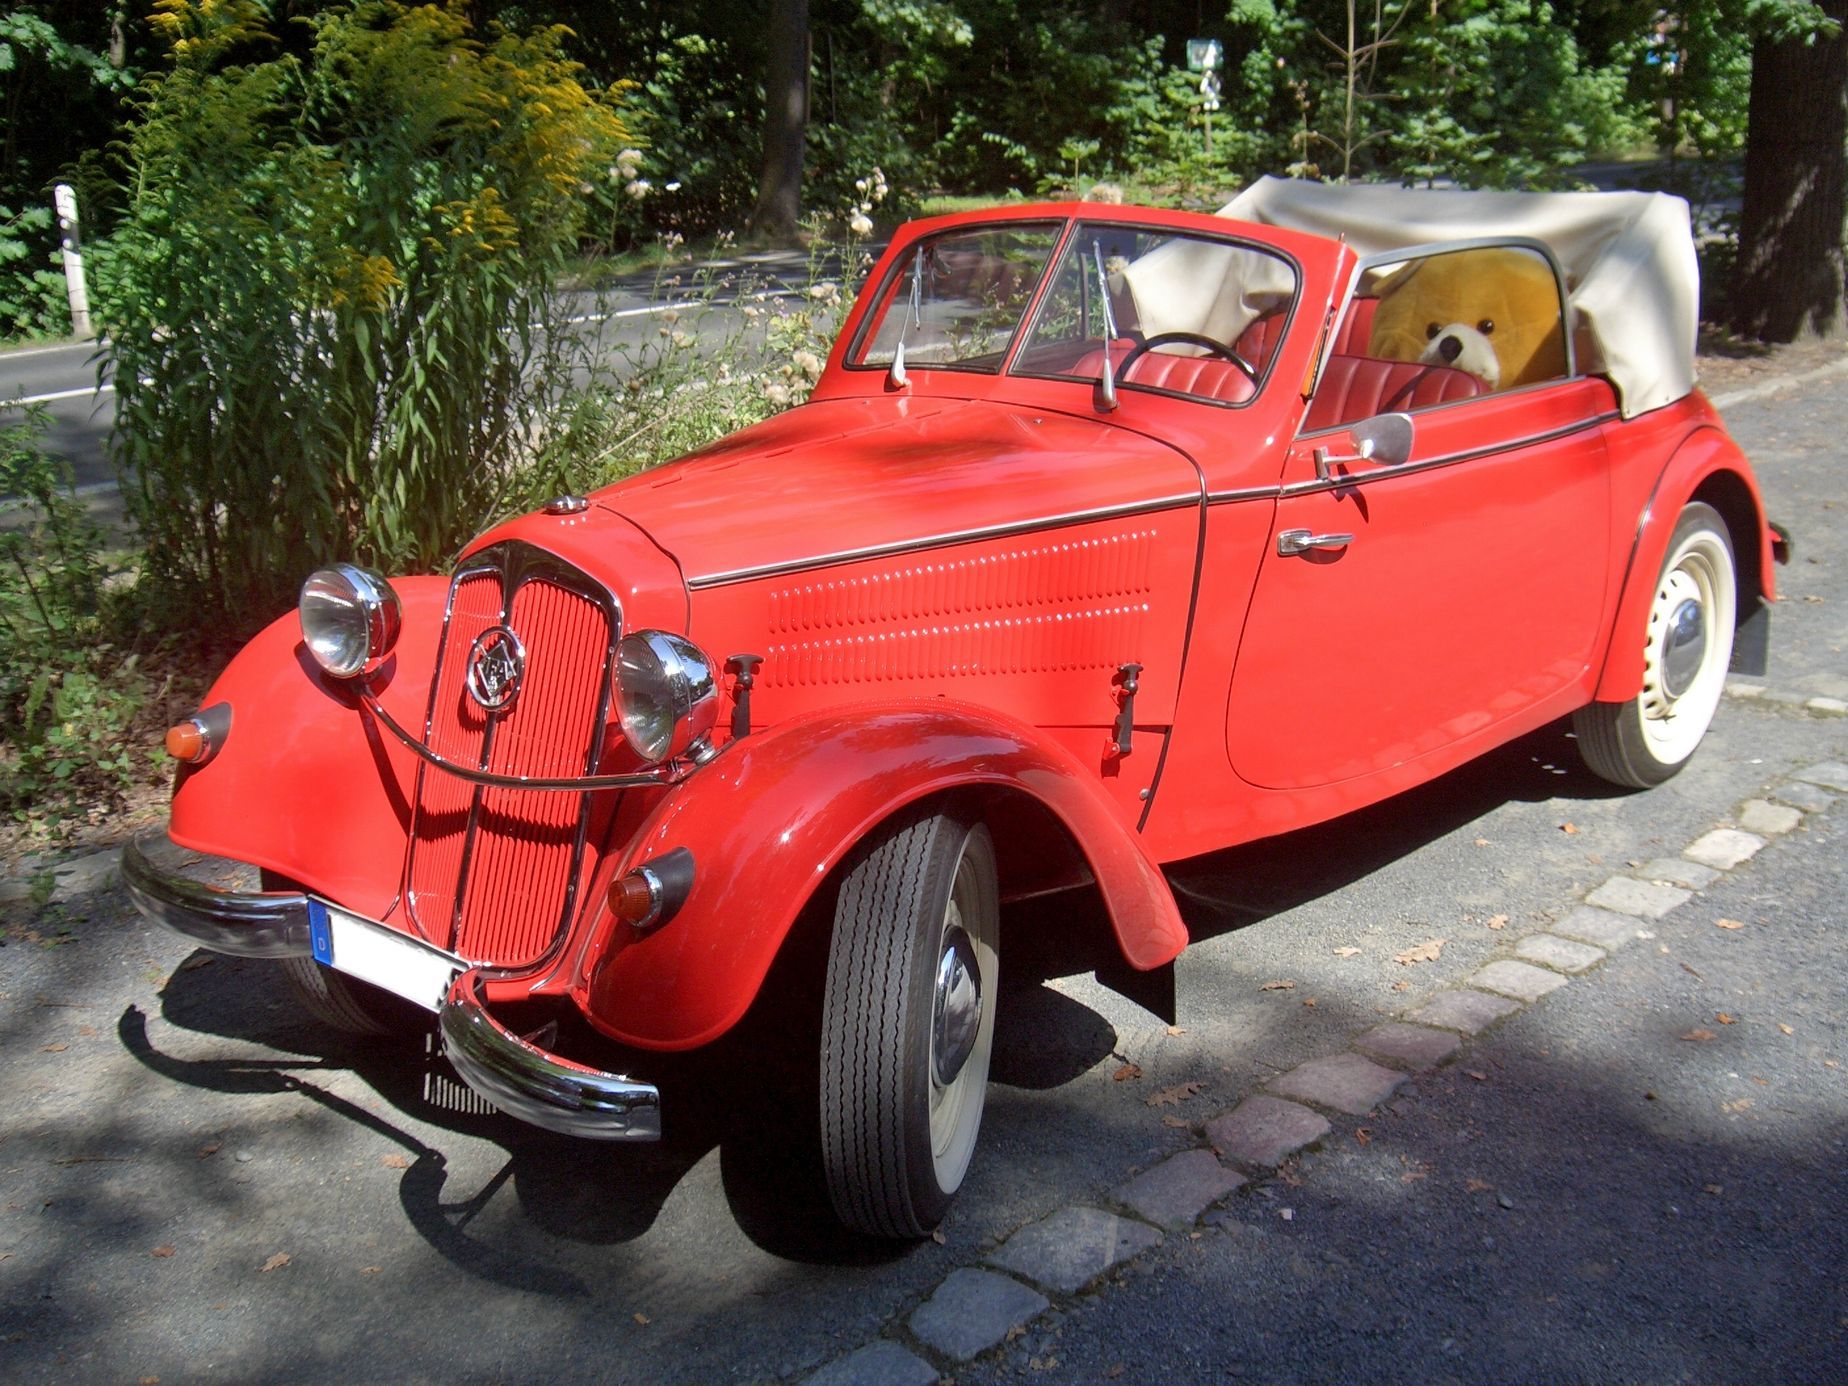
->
[407,572,501,946]
[405,553,614,968]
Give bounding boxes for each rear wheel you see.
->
[1575,501,1736,788]
[820,807,999,1238]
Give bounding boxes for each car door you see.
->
[1224,245,1614,791]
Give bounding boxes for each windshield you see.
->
[847,223,1062,372]
[1013,223,1300,407]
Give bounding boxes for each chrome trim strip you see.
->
[121,838,312,959]
[685,493,1202,589]
[439,969,662,1141]
[1278,412,1619,498]
[365,690,686,791]
[1203,484,1283,506]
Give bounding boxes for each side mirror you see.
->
[1314,412,1414,482]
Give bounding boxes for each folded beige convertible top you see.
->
[1220,176,1700,419]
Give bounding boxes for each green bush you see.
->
[98,0,631,634]
[0,409,143,829]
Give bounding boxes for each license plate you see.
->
[306,899,463,1012]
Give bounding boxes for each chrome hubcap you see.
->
[1660,595,1706,701]
[931,921,983,1088]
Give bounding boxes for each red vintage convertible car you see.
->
[125,179,1783,1238]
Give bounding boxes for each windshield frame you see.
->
[1007,219,1306,410]
[840,219,1068,377]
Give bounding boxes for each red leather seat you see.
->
[1303,355,1482,433]
[1234,312,1286,369]
[1333,297,1378,355]
[1073,342,1255,404]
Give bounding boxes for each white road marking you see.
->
[2,382,115,407]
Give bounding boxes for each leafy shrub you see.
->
[0,409,144,829]
[97,0,631,633]
[0,202,69,338]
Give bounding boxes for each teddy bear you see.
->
[1367,245,1568,391]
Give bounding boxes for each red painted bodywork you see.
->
[165,201,1778,1053]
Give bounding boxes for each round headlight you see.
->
[299,564,402,679]
[615,631,719,763]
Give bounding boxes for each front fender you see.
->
[167,576,451,918]
[573,702,1188,1051]
[1593,426,1776,703]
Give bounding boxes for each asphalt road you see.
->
[0,373,1842,1383]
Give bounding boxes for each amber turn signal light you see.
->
[608,873,657,924]
[606,848,696,932]
[164,703,231,767]
[165,720,207,763]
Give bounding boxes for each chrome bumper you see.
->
[122,837,313,959]
[440,969,662,1142]
[125,837,661,1142]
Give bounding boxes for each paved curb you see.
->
[1725,679,1847,718]
[804,757,1843,1383]
[1706,354,1848,410]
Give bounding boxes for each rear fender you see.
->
[1593,428,1776,703]
[573,702,1188,1051]
[167,577,451,918]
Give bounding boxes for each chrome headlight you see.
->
[615,630,719,763]
[299,564,402,679]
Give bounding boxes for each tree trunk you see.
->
[1730,2,1848,342]
[749,0,809,241]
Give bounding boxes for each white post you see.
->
[53,183,94,340]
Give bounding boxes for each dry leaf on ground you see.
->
[1165,1025,1187,1036]
[633,1312,651,1325]
[150,1246,175,1259]
[1715,918,1746,930]
[1333,946,1362,958]
[1391,980,1412,992]
[1394,939,1445,965]
[1778,1023,1795,1036]
[1717,1013,1736,1025]
[259,1252,290,1273]
[1112,1063,1143,1082]
[1560,822,1579,835]
[1464,1070,1488,1082]
[1680,1028,1717,1042]
[1146,1081,1204,1107]
[1465,1178,1494,1193]
[1354,1127,1372,1145]
[1260,979,1297,991]
[39,1043,67,1053]
[1161,1115,1190,1129]
[381,1154,410,1169]
[1485,915,1508,931]
[1473,837,1490,847]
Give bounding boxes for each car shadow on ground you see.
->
[126,905,909,1274]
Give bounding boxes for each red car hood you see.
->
[592,395,1202,586]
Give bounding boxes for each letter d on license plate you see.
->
[306,900,463,1012]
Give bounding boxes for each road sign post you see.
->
[53,183,94,340]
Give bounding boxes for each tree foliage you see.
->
[98,0,630,630]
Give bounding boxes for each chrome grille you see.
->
[406,543,618,968]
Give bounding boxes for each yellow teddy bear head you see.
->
[1367,245,1568,391]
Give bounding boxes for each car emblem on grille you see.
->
[465,625,527,713]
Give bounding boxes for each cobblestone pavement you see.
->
[0,366,1842,1384]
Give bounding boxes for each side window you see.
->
[1308,245,1569,433]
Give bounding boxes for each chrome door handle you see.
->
[1277,528,1354,557]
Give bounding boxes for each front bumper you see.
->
[123,836,662,1143]
[441,970,661,1141]
[122,837,313,958]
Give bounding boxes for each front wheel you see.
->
[820,807,999,1238]
[1575,501,1736,788]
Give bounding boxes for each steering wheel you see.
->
[1117,331,1259,386]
